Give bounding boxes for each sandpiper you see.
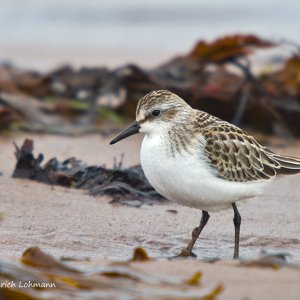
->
[110,90,300,259]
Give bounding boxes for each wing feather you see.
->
[203,124,281,182]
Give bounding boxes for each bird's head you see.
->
[110,90,192,144]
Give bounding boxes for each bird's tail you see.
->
[272,154,300,175]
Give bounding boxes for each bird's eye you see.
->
[151,109,161,117]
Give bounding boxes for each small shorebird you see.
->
[110,90,300,259]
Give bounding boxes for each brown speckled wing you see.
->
[202,123,281,182]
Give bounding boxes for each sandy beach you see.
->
[0,132,300,299]
[1,1,300,298]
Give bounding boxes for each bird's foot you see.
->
[170,248,197,259]
[180,248,197,257]
[233,252,239,260]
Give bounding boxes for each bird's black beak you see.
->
[110,121,141,145]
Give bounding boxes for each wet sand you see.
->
[0,133,300,299]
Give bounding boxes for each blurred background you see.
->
[1,0,300,70]
[1,0,300,137]
[1,2,300,298]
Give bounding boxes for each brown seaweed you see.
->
[12,139,167,206]
[1,34,300,137]
[0,246,224,300]
[240,251,296,269]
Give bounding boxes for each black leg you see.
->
[232,203,241,259]
[179,210,210,257]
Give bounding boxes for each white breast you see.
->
[140,134,270,212]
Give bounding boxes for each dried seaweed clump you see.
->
[12,139,167,207]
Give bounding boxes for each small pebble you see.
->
[166,209,178,214]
